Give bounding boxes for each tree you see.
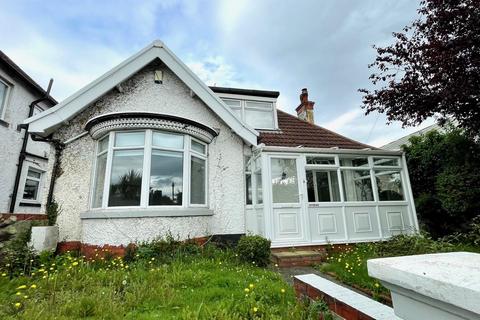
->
[403,128,480,238]
[360,0,480,136]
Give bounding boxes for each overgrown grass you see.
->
[318,234,480,299]
[0,246,329,319]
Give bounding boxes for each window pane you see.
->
[190,156,206,205]
[0,81,7,114]
[92,153,107,208]
[115,132,145,147]
[306,170,340,202]
[23,179,39,200]
[376,170,404,201]
[373,157,400,167]
[223,99,241,107]
[152,131,183,149]
[255,172,263,204]
[339,156,369,167]
[246,173,252,205]
[306,156,335,165]
[245,101,272,109]
[109,150,143,206]
[191,140,206,154]
[27,169,41,179]
[245,109,274,129]
[271,158,299,203]
[98,136,109,153]
[341,170,373,201]
[149,150,183,206]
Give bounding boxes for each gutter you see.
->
[253,144,404,156]
[9,79,54,213]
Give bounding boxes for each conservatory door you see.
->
[270,156,306,243]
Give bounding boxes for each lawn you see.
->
[0,246,329,320]
[317,234,480,301]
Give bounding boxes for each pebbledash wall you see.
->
[49,61,246,246]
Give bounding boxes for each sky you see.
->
[0,0,435,147]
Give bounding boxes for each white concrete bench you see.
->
[294,274,396,320]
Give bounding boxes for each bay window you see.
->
[92,130,207,209]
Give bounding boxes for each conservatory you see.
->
[245,148,418,248]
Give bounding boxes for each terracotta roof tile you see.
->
[258,110,373,150]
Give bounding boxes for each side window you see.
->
[23,168,43,202]
[0,79,10,119]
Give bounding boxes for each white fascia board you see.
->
[25,40,258,146]
[254,145,404,156]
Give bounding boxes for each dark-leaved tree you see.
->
[403,128,480,238]
[360,0,480,136]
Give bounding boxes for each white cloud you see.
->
[321,109,363,131]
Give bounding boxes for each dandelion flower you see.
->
[23,295,28,299]
[16,285,27,290]
[244,288,250,293]
[249,284,254,289]
[1,273,6,277]
[374,283,380,288]
[16,292,21,296]
[72,262,79,266]
[14,302,21,308]
[281,288,286,293]
[30,284,37,289]
[253,307,258,313]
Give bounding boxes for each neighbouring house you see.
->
[24,40,419,249]
[381,123,442,151]
[0,51,56,215]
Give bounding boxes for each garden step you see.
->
[271,250,326,267]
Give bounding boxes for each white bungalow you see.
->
[25,40,418,249]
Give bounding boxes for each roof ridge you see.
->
[275,109,375,149]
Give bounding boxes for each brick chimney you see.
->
[295,88,315,124]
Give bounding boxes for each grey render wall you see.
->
[50,61,247,245]
[0,67,52,213]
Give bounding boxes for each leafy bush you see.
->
[403,128,480,237]
[131,232,201,263]
[442,215,480,246]
[236,235,271,267]
[0,220,36,275]
[45,200,60,226]
[374,233,455,257]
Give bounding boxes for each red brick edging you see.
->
[294,277,376,320]
[0,213,48,221]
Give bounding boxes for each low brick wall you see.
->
[0,213,48,221]
[294,275,394,320]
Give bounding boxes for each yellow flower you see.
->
[253,307,258,313]
[14,302,21,308]
[23,295,28,299]
[244,288,250,293]
[374,283,380,288]
[151,257,155,261]
[281,288,286,293]
[72,262,79,266]
[249,283,254,289]
[31,272,35,276]
[16,285,27,290]
[1,273,6,277]
[30,284,37,289]
[16,292,21,296]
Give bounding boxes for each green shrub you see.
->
[236,235,271,267]
[0,220,36,275]
[442,215,480,246]
[46,200,60,226]
[374,233,455,257]
[133,233,201,263]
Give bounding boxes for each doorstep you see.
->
[271,249,326,267]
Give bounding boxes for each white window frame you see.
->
[302,154,406,204]
[244,156,253,207]
[218,93,279,130]
[21,167,44,203]
[0,77,12,120]
[90,129,208,210]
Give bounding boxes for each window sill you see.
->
[19,202,41,207]
[80,208,214,219]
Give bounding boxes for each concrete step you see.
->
[272,249,326,267]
